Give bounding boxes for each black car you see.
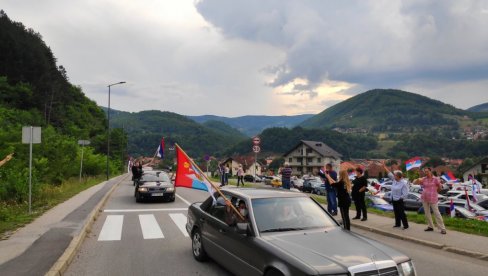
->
[186,188,416,276]
[134,171,175,202]
[244,174,262,183]
[384,192,424,211]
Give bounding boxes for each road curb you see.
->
[351,222,488,261]
[45,174,128,276]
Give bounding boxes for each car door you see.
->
[200,194,233,261]
[216,198,264,276]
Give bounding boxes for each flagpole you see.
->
[175,143,244,221]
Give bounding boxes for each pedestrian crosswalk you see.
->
[97,213,188,241]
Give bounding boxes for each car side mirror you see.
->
[236,222,250,235]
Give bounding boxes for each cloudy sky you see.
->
[2,0,488,116]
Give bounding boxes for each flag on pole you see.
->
[450,199,455,218]
[441,171,457,182]
[405,157,422,171]
[156,137,165,158]
[175,144,215,197]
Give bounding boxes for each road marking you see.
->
[176,194,191,206]
[98,215,123,241]
[104,208,188,213]
[139,214,164,239]
[169,213,189,237]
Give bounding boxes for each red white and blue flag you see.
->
[441,171,458,182]
[450,199,455,218]
[405,157,422,171]
[175,144,215,197]
[156,137,165,158]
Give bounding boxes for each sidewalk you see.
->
[345,210,488,261]
[0,174,127,276]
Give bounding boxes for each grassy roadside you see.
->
[310,194,488,237]
[0,175,107,239]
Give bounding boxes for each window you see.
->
[307,158,313,163]
[317,158,321,163]
[288,158,292,162]
[306,148,313,154]
[297,157,303,162]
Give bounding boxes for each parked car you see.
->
[244,174,262,183]
[478,198,488,209]
[302,177,323,193]
[366,196,394,212]
[186,188,416,276]
[418,204,488,221]
[446,190,488,202]
[439,200,488,216]
[379,181,393,192]
[290,176,304,190]
[134,171,175,202]
[270,177,282,188]
[383,192,423,211]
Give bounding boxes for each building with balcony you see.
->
[282,140,342,176]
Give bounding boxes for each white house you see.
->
[462,157,488,187]
[282,140,342,176]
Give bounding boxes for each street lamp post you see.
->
[107,81,126,180]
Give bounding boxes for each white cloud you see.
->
[1,0,488,116]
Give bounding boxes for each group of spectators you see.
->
[280,161,448,235]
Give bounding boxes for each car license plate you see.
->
[152,193,164,196]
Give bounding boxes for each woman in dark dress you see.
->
[325,170,352,230]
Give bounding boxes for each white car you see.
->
[446,190,488,202]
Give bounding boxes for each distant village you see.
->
[141,140,488,187]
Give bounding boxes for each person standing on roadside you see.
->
[224,165,230,185]
[218,163,226,187]
[382,162,409,229]
[414,167,446,234]
[324,170,352,230]
[352,167,368,221]
[318,163,338,216]
[237,165,244,187]
[280,162,293,189]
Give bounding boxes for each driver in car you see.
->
[276,204,298,224]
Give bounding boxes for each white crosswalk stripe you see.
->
[139,214,164,239]
[97,213,188,241]
[98,215,124,241]
[169,213,189,237]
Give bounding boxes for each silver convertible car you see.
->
[186,188,415,276]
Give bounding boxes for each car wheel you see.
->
[265,268,284,276]
[135,191,142,203]
[168,194,176,202]
[192,228,208,261]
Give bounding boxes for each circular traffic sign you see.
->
[252,145,261,153]
[252,136,261,145]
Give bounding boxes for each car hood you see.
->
[140,181,173,188]
[262,228,406,274]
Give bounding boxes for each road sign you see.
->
[252,136,261,145]
[78,140,91,146]
[252,145,261,153]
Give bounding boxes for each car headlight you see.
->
[166,187,175,192]
[138,187,148,192]
[397,261,416,276]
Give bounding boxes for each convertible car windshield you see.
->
[252,197,337,233]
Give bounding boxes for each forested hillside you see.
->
[0,11,126,205]
[301,89,468,132]
[468,103,488,112]
[109,110,247,158]
[189,114,314,136]
[223,126,378,159]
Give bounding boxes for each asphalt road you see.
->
[65,179,488,275]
